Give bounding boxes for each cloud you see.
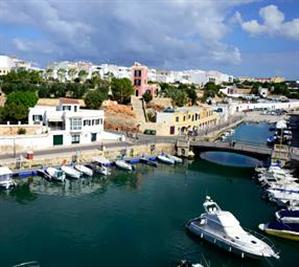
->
[0,0,259,68]
[236,5,299,40]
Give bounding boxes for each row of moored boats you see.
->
[253,164,299,241]
[0,153,183,190]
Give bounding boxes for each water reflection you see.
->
[200,151,261,168]
[0,183,37,204]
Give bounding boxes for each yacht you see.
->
[46,167,65,182]
[0,167,16,190]
[74,164,93,177]
[61,165,81,179]
[185,196,279,259]
[115,160,133,171]
[266,189,299,206]
[157,154,175,164]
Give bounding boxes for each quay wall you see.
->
[2,143,175,172]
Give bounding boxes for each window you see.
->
[32,115,42,122]
[134,79,141,86]
[175,116,179,122]
[74,106,78,112]
[70,118,82,130]
[183,116,186,121]
[71,134,80,144]
[62,105,71,111]
[170,126,175,135]
[134,70,142,77]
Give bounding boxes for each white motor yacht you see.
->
[0,167,16,190]
[46,167,65,182]
[61,165,81,179]
[75,164,93,177]
[185,196,279,259]
[115,160,133,171]
[157,154,175,164]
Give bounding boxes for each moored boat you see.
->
[185,196,279,259]
[61,165,81,179]
[0,167,16,190]
[259,221,299,241]
[46,167,65,182]
[140,157,158,167]
[92,156,111,167]
[275,208,299,224]
[157,154,175,165]
[166,154,183,164]
[86,163,111,176]
[115,160,133,171]
[75,164,93,177]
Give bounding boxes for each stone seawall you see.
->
[3,143,175,172]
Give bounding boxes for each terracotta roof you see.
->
[59,98,80,105]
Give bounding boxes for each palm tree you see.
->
[57,68,66,82]
[78,69,88,83]
[46,68,54,80]
[68,68,78,81]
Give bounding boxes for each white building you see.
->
[0,54,34,76]
[28,98,105,146]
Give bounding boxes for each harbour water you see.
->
[0,123,298,267]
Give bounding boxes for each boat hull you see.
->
[264,228,299,241]
[186,222,274,259]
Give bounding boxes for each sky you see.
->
[0,0,298,79]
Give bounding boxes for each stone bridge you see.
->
[190,140,272,160]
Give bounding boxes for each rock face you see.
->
[103,101,139,132]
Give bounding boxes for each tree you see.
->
[4,102,28,122]
[46,68,54,79]
[171,90,188,107]
[143,91,153,103]
[111,78,134,104]
[68,83,87,99]
[4,91,38,122]
[78,70,88,82]
[6,90,38,108]
[84,90,108,109]
[57,68,66,82]
[68,68,78,81]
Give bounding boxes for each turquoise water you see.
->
[1,163,299,267]
[227,122,272,145]
[0,123,298,267]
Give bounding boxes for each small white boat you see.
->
[75,164,93,177]
[92,156,111,167]
[166,154,183,164]
[0,166,16,190]
[86,163,110,176]
[46,167,65,182]
[157,154,175,164]
[115,160,133,171]
[61,165,81,179]
[186,196,279,259]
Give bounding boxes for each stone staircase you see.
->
[131,96,147,123]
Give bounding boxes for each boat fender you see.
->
[241,252,244,258]
[200,233,203,238]
[214,239,216,244]
[229,247,232,252]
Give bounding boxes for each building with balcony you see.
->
[28,98,104,146]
